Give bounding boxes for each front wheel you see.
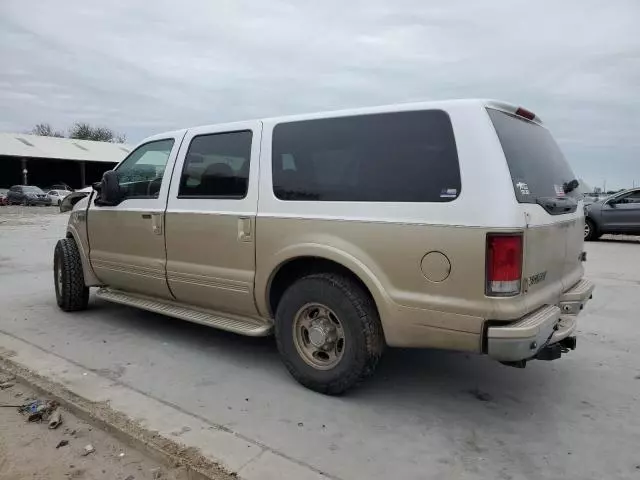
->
[54,238,89,311]
[275,273,385,395]
[584,218,599,241]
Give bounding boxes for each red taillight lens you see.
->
[486,234,523,296]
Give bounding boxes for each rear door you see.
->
[164,122,262,317]
[487,108,583,308]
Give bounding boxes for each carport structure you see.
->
[0,133,131,189]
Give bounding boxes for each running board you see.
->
[96,288,273,337]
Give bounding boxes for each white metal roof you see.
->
[0,132,131,163]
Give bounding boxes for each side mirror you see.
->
[95,170,123,206]
[60,191,90,213]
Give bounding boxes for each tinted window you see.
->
[178,131,252,198]
[488,109,577,203]
[116,139,174,199]
[618,190,640,204]
[272,110,460,202]
[23,186,44,194]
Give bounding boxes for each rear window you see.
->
[488,109,576,203]
[272,110,460,202]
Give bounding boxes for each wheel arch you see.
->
[261,247,392,334]
[65,224,101,287]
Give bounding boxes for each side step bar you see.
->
[96,288,273,337]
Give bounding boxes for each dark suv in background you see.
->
[6,185,52,206]
[584,188,640,240]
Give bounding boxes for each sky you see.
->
[1,0,639,190]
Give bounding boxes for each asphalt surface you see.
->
[1,206,639,480]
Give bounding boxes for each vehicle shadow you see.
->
[88,296,575,424]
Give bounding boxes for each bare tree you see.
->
[68,123,126,143]
[30,123,64,138]
[29,122,127,143]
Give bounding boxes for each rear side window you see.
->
[179,131,252,199]
[487,109,576,203]
[272,110,460,202]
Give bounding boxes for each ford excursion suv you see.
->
[54,100,594,394]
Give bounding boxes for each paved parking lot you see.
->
[0,206,639,480]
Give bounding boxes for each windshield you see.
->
[488,109,577,203]
[23,186,44,194]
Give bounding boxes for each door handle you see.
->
[141,213,163,235]
[238,217,252,242]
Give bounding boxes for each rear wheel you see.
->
[584,218,599,241]
[54,238,89,311]
[275,273,384,395]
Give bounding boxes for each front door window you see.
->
[115,139,175,199]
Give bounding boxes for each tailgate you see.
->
[487,107,584,310]
[522,216,584,310]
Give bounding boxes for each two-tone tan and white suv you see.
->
[54,100,594,394]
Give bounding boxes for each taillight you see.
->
[515,107,536,121]
[486,234,523,296]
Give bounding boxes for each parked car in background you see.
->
[0,188,9,206]
[6,185,52,206]
[584,188,640,240]
[47,189,71,206]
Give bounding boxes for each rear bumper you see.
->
[486,279,594,362]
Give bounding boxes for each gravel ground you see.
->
[0,373,185,480]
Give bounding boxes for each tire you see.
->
[54,238,89,311]
[275,273,385,395]
[584,218,599,241]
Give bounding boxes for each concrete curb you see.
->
[0,332,331,480]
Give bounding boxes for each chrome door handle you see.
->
[141,213,163,235]
[238,217,252,242]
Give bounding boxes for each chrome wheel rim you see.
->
[292,303,345,370]
[584,223,590,239]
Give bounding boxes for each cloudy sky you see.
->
[1,0,639,189]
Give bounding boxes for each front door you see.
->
[88,132,185,299]
[165,122,261,317]
[601,189,640,233]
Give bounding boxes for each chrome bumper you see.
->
[487,279,594,362]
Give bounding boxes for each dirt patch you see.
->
[0,374,187,480]
[0,361,237,480]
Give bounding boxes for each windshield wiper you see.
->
[563,179,579,194]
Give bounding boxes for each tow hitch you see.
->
[536,336,577,361]
[501,336,577,368]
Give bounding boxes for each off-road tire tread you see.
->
[275,272,384,395]
[55,238,89,311]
